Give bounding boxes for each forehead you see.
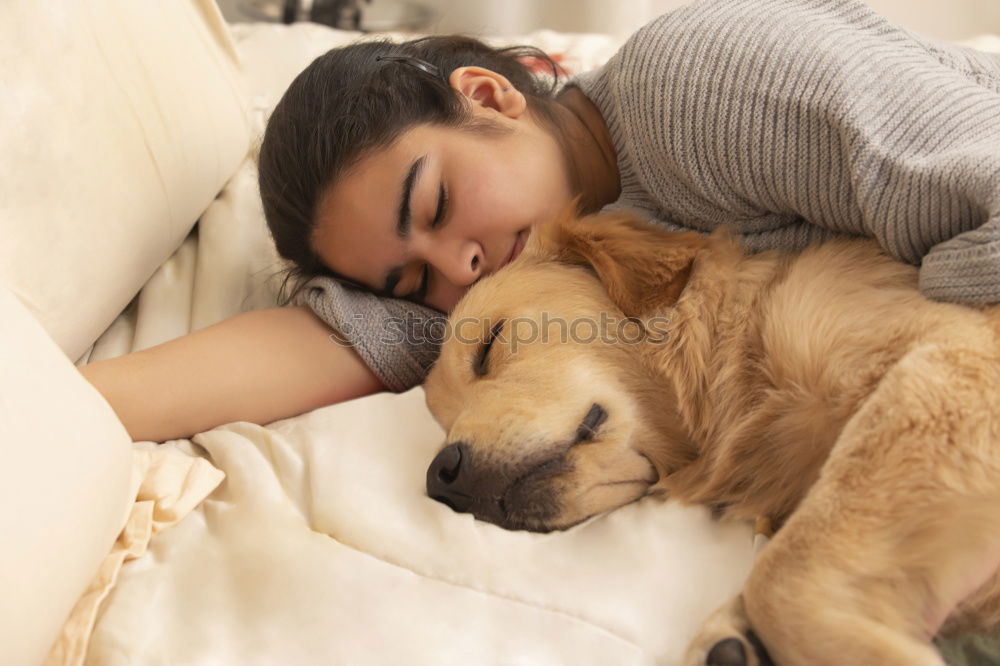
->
[311,131,422,288]
[428,262,621,408]
[446,262,613,354]
[320,124,438,217]
[316,121,480,294]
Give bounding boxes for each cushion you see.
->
[0,286,133,666]
[0,0,251,362]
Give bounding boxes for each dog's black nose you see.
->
[427,442,473,512]
[706,637,746,666]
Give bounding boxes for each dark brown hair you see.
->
[257,35,564,305]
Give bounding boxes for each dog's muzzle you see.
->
[425,403,609,531]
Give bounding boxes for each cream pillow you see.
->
[0,0,251,361]
[0,286,133,666]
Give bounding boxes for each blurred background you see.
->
[217,0,1000,41]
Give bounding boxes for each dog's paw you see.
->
[704,637,747,666]
[687,632,774,666]
[684,596,775,666]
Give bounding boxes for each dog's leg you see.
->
[687,341,1000,665]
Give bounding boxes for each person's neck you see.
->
[553,85,621,214]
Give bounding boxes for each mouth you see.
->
[499,229,528,271]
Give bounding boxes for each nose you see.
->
[419,233,485,288]
[426,442,474,512]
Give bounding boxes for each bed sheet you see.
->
[79,20,762,666]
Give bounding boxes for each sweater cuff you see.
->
[295,276,447,392]
[919,232,1000,305]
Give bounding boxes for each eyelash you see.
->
[411,183,449,302]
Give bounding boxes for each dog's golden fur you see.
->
[423,209,1000,665]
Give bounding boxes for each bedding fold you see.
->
[45,448,224,666]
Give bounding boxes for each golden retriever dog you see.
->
[422,209,1000,666]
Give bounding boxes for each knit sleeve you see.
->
[893,41,1000,304]
[294,276,447,393]
[849,37,1000,304]
[602,199,844,255]
[581,0,1000,305]
[920,216,1000,304]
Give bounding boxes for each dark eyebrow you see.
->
[383,155,427,294]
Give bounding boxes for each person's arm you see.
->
[607,1,1000,303]
[78,306,385,442]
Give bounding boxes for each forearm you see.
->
[79,306,385,442]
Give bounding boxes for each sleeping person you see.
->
[81,0,1000,445]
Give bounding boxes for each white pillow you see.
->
[0,0,251,362]
[0,286,133,666]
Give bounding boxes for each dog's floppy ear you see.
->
[525,206,707,316]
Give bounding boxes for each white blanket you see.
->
[86,395,753,665]
[81,21,761,665]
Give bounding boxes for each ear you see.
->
[448,66,527,118]
[526,206,707,317]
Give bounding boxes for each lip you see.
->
[500,230,527,271]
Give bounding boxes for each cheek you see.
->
[554,447,656,520]
[456,155,550,228]
[458,168,513,222]
[566,480,650,520]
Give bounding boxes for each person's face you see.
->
[312,67,573,313]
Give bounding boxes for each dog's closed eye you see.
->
[574,403,608,443]
[473,319,506,377]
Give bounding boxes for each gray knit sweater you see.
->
[300,0,1000,392]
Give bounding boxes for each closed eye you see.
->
[407,182,449,302]
[474,319,505,377]
[432,182,449,229]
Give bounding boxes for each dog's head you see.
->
[423,208,706,532]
